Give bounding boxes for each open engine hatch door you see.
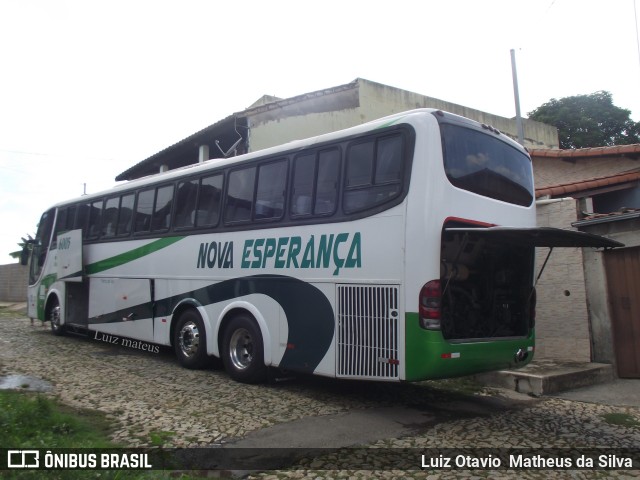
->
[444,226,623,249]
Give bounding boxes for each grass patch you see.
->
[149,430,176,447]
[601,412,640,428]
[0,390,115,449]
[0,390,203,479]
[0,304,28,319]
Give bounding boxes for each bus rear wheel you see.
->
[49,297,65,336]
[222,314,267,384]
[174,309,209,369]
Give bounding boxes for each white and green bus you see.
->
[24,109,620,383]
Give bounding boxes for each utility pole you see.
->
[511,49,525,146]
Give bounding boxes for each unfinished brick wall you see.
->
[0,263,28,302]
[535,199,591,362]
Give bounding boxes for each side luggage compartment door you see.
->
[56,229,83,282]
[55,229,90,328]
[88,278,155,342]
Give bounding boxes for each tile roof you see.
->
[535,169,640,198]
[583,207,640,219]
[573,207,640,226]
[530,144,640,159]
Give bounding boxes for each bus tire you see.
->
[49,297,65,336]
[174,309,209,369]
[222,314,267,384]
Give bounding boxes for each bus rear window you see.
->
[441,124,534,207]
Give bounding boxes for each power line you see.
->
[545,0,558,16]
[0,164,31,175]
[635,0,640,76]
[0,148,52,158]
[0,148,115,162]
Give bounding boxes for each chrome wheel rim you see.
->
[178,321,200,358]
[229,328,253,370]
[50,305,61,331]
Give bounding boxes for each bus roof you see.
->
[47,108,525,209]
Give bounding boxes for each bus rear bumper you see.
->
[404,313,534,381]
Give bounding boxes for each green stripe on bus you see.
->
[37,273,58,320]
[85,236,185,275]
[376,115,407,129]
[404,312,535,381]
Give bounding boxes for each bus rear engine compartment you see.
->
[420,228,535,340]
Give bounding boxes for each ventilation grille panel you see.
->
[336,285,400,380]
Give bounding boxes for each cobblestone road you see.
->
[1,314,639,479]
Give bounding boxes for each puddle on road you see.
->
[0,375,52,392]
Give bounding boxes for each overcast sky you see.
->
[1,0,639,264]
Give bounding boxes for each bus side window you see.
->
[291,153,315,216]
[375,135,403,184]
[102,197,119,238]
[117,193,134,236]
[54,208,67,235]
[76,203,91,237]
[152,185,174,231]
[315,149,340,215]
[52,207,68,248]
[65,205,76,232]
[291,149,340,217]
[52,205,76,246]
[344,140,375,212]
[197,174,223,227]
[134,188,154,233]
[344,134,403,213]
[87,199,104,239]
[174,179,199,229]
[224,167,256,224]
[255,159,287,220]
[346,141,374,187]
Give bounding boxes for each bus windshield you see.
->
[29,208,55,284]
[440,124,534,207]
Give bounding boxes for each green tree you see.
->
[528,91,640,149]
[9,234,34,262]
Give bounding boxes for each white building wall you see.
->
[246,78,558,152]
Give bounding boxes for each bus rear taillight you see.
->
[419,280,441,330]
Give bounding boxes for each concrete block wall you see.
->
[535,199,591,362]
[248,78,560,152]
[358,79,559,149]
[0,263,28,302]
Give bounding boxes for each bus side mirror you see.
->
[20,247,29,266]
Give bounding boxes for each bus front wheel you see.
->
[222,314,267,384]
[49,297,65,336]
[174,309,209,369]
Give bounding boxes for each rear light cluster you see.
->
[419,279,441,330]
